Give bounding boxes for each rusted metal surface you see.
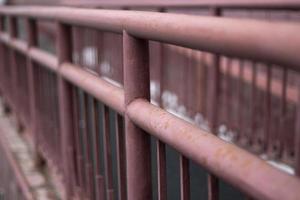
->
[127,99,300,200]
[0,5,300,200]
[123,31,152,200]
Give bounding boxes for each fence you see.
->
[0,5,300,200]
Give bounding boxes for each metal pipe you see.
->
[123,31,152,200]
[59,62,125,115]
[7,0,300,9]
[56,22,74,199]
[0,6,299,70]
[127,99,300,200]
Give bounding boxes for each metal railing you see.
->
[0,5,300,200]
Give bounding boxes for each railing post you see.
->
[207,6,221,200]
[123,31,152,200]
[56,22,74,200]
[295,85,300,176]
[25,18,41,164]
[0,15,3,91]
[8,16,17,110]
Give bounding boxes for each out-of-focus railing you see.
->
[0,5,300,200]
[0,122,34,200]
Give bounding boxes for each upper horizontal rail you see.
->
[0,6,300,71]
[8,0,300,9]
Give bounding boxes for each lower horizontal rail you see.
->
[59,62,125,115]
[127,98,300,200]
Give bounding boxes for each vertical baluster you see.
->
[71,88,82,197]
[0,15,4,98]
[295,80,300,176]
[207,52,220,200]
[86,96,96,200]
[82,93,93,199]
[264,66,272,151]
[157,139,167,200]
[237,61,245,143]
[116,114,127,200]
[8,16,17,111]
[123,31,152,200]
[280,69,287,158]
[76,90,86,199]
[56,22,75,199]
[180,155,190,200]
[102,105,114,199]
[157,39,167,200]
[0,15,3,32]
[92,100,105,200]
[251,63,258,148]
[207,7,221,200]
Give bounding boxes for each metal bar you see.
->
[0,16,299,105]
[7,0,300,10]
[127,99,300,200]
[180,155,190,200]
[82,93,93,199]
[251,63,258,147]
[207,51,220,200]
[116,114,127,200]
[279,68,288,157]
[74,89,85,199]
[0,15,3,31]
[264,66,272,151]
[157,140,167,200]
[0,6,300,70]
[60,62,125,115]
[26,17,40,164]
[71,87,81,195]
[8,16,18,110]
[102,105,114,200]
[156,37,167,200]
[56,22,74,199]
[85,95,96,200]
[295,83,300,176]
[123,31,152,200]
[237,61,245,142]
[92,99,105,200]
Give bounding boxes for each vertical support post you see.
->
[56,22,74,200]
[8,16,17,109]
[116,114,127,200]
[295,83,300,176]
[156,19,167,200]
[123,31,152,200]
[206,6,221,200]
[26,17,41,163]
[0,15,4,91]
[0,15,3,33]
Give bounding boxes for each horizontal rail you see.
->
[0,6,300,71]
[0,5,300,200]
[0,32,125,115]
[2,31,298,199]
[8,0,300,9]
[127,99,300,200]
[59,63,125,114]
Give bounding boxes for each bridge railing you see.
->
[0,6,300,200]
